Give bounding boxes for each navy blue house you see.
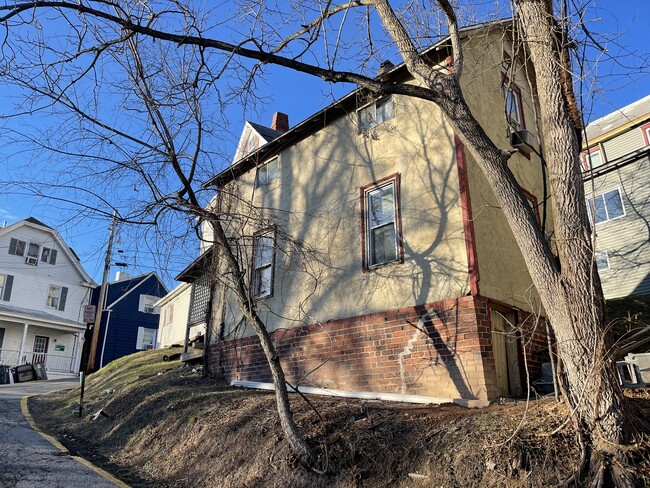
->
[90,272,168,370]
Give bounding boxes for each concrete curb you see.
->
[20,396,130,488]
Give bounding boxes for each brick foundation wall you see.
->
[209,295,512,402]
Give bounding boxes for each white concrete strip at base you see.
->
[21,396,131,488]
[231,380,489,408]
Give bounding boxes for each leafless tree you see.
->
[0,0,646,482]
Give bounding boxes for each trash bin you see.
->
[0,365,12,384]
[32,362,48,381]
[15,364,35,383]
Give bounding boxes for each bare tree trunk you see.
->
[207,217,314,466]
[514,1,632,484]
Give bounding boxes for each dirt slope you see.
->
[29,348,650,487]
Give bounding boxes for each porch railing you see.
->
[0,349,76,373]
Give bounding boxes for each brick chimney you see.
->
[271,112,289,133]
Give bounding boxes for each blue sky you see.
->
[0,1,648,287]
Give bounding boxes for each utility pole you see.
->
[87,211,117,373]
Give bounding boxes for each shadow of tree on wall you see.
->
[211,94,490,401]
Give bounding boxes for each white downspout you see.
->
[99,309,113,369]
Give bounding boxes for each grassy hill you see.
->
[29,347,650,487]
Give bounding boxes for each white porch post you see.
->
[18,323,29,364]
[71,332,81,373]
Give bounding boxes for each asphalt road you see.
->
[0,379,120,487]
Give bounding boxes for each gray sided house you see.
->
[582,95,650,299]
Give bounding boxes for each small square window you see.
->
[139,295,160,314]
[255,158,279,188]
[582,149,603,171]
[358,97,394,132]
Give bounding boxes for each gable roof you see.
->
[0,218,95,286]
[23,216,52,229]
[204,19,512,189]
[585,94,650,144]
[249,122,284,142]
[232,121,285,164]
[104,271,168,310]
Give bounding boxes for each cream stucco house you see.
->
[182,22,552,405]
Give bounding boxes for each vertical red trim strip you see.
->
[455,134,480,295]
[360,186,367,272]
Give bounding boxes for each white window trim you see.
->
[46,285,62,309]
[364,180,400,269]
[586,187,626,225]
[136,326,157,350]
[255,158,279,188]
[138,294,160,314]
[357,96,395,132]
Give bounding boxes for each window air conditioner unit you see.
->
[25,256,38,266]
[509,129,536,156]
[144,307,155,314]
[145,344,154,350]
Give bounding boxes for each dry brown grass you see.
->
[28,347,650,487]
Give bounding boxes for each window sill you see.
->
[365,258,403,272]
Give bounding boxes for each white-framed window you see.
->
[46,285,68,311]
[9,239,42,265]
[41,247,57,265]
[138,295,160,314]
[136,327,157,350]
[595,251,610,271]
[255,158,279,188]
[363,176,401,268]
[502,79,525,131]
[0,274,13,302]
[8,238,26,257]
[252,230,275,298]
[587,188,625,224]
[582,148,603,171]
[358,96,394,132]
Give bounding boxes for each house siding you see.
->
[587,153,650,298]
[92,274,166,369]
[157,283,191,347]
[0,225,92,323]
[601,127,646,162]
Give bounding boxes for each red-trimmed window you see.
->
[501,75,525,131]
[360,174,403,270]
[581,146,603,171]
[641,122,650,146]
[252,229,275,298]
